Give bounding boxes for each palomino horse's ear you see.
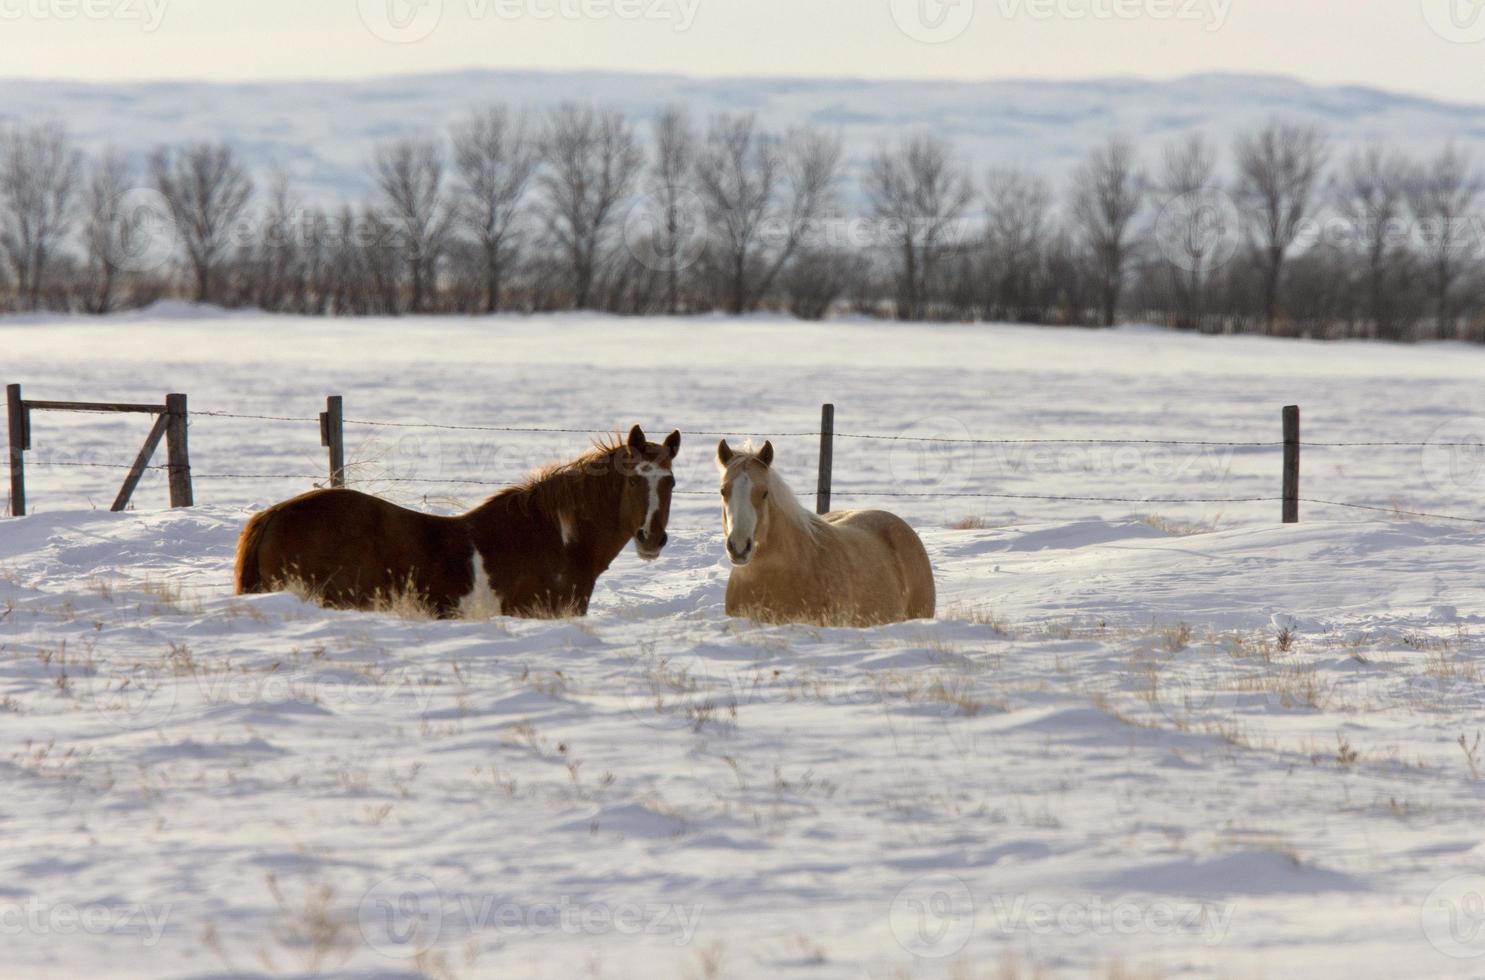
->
[759,441,775,466]
[664,430,681,458]
[628,425,646,450]
[717,440,734,465]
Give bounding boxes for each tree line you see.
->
[1,103,1482,340]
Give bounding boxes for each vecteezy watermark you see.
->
[0,0,169,31]
[990,0,1233,31]
[75,654,442,734]
[889,0,976,43]
[0,898,172,946]
[987,442,1236,485]
[1422,418,1485,497]
[80,663,179,733]
[1421,0,1485,43]
[359,0,701,43]
[987,894,1235,945]
[357,875,704,959]
[890,874,976,958]
[465,0,701,30]
[99,187,180,276]
[358,0,444,43]
[885,417,979,500]
[1422,874,1485,958]
[1153,188,1243,274]
[620,653,890,732]
[622,190,710,277]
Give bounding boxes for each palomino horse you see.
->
[716,440,934,625]
[235,426,681,618]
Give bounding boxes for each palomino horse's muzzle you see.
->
[725,536,753,566]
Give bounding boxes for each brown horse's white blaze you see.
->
[234,426,680,618]
[717,440,935,626]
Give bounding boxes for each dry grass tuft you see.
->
[1141,513,1218,536]
[1161,622,1193,653]
[264,874,353,973]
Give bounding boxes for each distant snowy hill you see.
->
[5,70,1485,202]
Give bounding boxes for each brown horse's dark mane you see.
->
[474,436,626,521]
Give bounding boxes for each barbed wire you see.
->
[344,417,820,439]
[834,490,1282,503]
[1299,499,1485,524]
[196,410,321,423]
[21,459,1485,523]
[186,409,1484,448]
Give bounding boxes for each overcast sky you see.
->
[2,0,1482,103]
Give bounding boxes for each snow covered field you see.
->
[4,310,1485,978]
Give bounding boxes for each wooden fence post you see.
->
[165,393,193,508]
[1283,405,1300,524]
[816,403,834,516]
[321,395,346,488]
[7,383,27,517]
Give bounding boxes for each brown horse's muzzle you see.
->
[635,529,668,561]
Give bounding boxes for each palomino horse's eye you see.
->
[761,491,770,500]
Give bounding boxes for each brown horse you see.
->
[235,426,681,618]
[716,440,935,626]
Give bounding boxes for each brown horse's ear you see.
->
[759,441,775,466]
[664,430,681,458]
[717,440,734,465]
[628,425,646,450]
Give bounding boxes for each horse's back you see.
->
[823,509,935,620]
[235,489,471,608]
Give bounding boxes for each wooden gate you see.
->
[6,384,192,517]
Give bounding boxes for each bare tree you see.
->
[864,133,975,321]
[253,169,306,313]
[694,115,841,313]
[539,104,644,309]
[82,150,141,314]
[1156,133,1229,328]
[1232,120,1329,334]
[983,166,1051,322]
[1409,144,1483,339]
[1334,142,1412,340]
[695,114,777,315]
[1070,135,1144,327]
[150,142,254,304]
[0,121,82,310]
[372,137,453,313]
[647,105,698,314]
[452,106,537,314]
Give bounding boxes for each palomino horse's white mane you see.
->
[727,443,823,540]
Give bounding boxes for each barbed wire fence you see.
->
[7,390,1485,526]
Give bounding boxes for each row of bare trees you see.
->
[2,106,1484,340]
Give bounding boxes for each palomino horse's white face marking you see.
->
[721,469,760,566]
[718,444,774,567]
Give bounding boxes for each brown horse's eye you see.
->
[761,491,770,500]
